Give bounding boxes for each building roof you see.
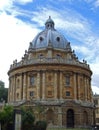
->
[29,16,69,50]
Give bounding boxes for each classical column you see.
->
[42,71,46,99]
[87,78,89,100]
[11,78,13,102]
[73,73,77,100]
[60,71,63,99]
[13,76,16,101]
[58,107,62,126]
[8,78,11,102]
[20,74,23,100]
[78,75,80,100]
[12,77,14,102]
[84,77,87,101]
[23,73,27,100]
[37,72,40,99]
[54,72,57,99]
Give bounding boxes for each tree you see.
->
[0,105,14,130]
[21,106,35,130]
[35,103,45,121]
[0,80,8,102]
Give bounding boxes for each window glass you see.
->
[66,91,70,96]
[66,76,70,86]
[30,91,34,97]
[30,76,35,85]
[48,91,52,96]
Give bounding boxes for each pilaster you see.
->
[84,77,87,101]
[37,72,40,99]
[42,71,46,99]
[58,107,62,126]
[23,73,27,100]
[60,71,63,99]
[13,75,16,101]
[78,75,80,100]
[54,72,57,99]
[73,73,77,100]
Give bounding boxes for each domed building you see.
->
[8,16,94,128]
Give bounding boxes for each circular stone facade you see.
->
[8,17,94,128]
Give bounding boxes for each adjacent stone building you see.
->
[93,94,99,125]
[8,16,94,128]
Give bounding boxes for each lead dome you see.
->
[29,16,69,50]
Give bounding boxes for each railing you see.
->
[10,58,90,70]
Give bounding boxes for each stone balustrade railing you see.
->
[10,57,90,70]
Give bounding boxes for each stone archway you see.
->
[46,109,54,125]
[67,109,74,128]
[83,111,88,125]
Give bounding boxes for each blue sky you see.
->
[0,0,99,94]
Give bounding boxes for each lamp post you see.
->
[14,109,21,130]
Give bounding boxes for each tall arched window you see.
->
[65,76,70,86]
[83,111,88,125]
[46,109,54,123]
[67,109,74,128]
[30,76,35,86]
[17,79,20,88]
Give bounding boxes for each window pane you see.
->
[66,91,70,96]
[66,76,70,86]
[30,91,34,97]
[30,76,34,85]
[48,91,52,96]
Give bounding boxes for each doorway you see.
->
[67,109,74,128]
[46,109,54,124]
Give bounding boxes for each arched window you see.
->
[56,37,60,42]
[30,91,34,97]
[65,75,70,86]
[46,109,54,123]
[67,109,74,128]
[39,36,43,42]
[17,79,20,88]
[16,93,19,99]
[30,76,35,86]
[39,54,44,58]
[83,111,88,125]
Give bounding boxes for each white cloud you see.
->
[92,85,99,95]
[31,6,99,94]
[84,0,99,8]
[0,12,40,87]
[14,0,33,5]
[0,0,13,11]
[92,0,99,7]
[0,1,99,96]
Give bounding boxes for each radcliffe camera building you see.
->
[8,17,94,128]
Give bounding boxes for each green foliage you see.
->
[0,80,4,88]
[35,103,45,120]
[35,120,47,130]
[22,110,35,125]
[0,82,8,102]
[36,104,44,114]
[0,105,14,130]
[21,106,35,130]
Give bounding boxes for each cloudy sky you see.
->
[0,0,99,94]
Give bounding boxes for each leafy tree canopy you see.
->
[0,81,8,102]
